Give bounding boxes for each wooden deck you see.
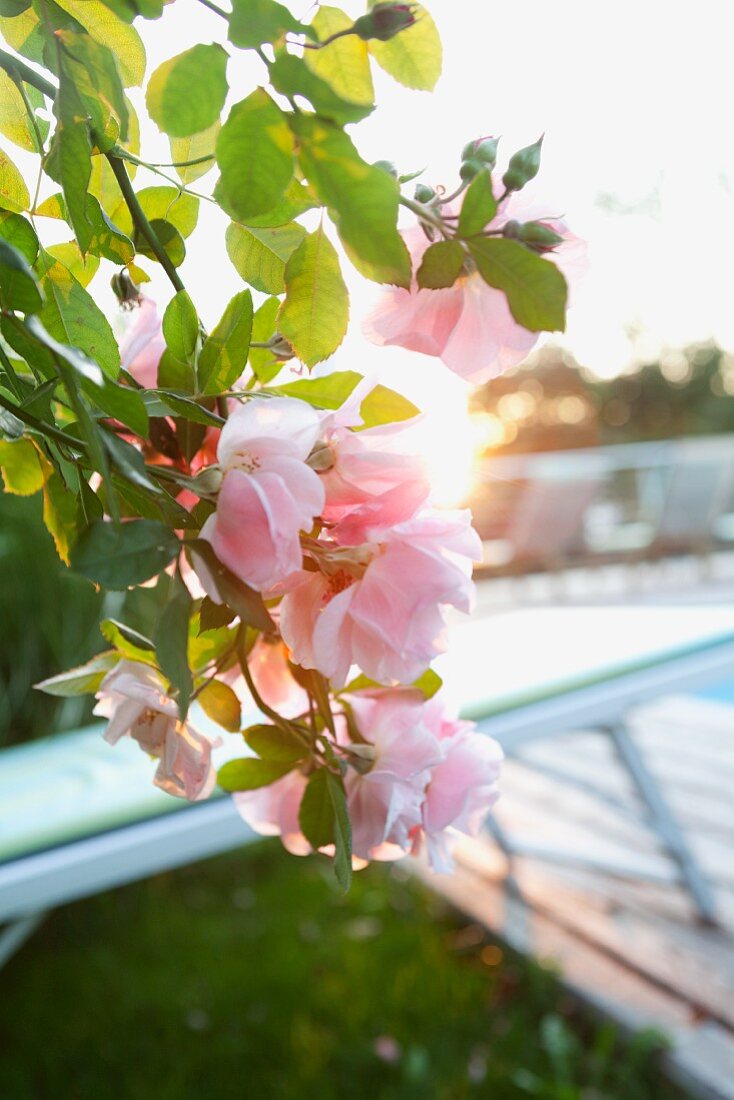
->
[423,691,734,1100]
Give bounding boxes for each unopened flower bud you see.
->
[353,3,416,42]
[374,159,398,177]
[414,182,436,204]
[502,135,544,193]
[268,334,294,361]
[306,440,335,472]
[111,268,142,309]
[504,219,563,253]
[192,465,223,495]
[461,136,499,168]
[459,157,484,182]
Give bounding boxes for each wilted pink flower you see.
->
[119,297,165,388]
[234,769,310,855]
[199,397,325,592]
[363,193,585,384]
[344,689,442,860]
[417,699,503,871]
[280,509,481,687]
[94,660,219,801]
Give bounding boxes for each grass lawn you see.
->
[0,843,684,1100]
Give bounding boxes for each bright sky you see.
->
[7,0,734,495]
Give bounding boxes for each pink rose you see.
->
[364,191,585,384]
[94,660,219,801]
[280,509,481,687]
[247,636,308,717]
[119,298,165,389]
[234,770,310,855]
[199,397,325,592]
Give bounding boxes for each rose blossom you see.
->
[234,770,310,855]
[363,190,585,384]
[119,297,165,388]
[94,660,219,801]
[280,509,481,687]
[198,397,325,592]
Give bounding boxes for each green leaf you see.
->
[71,518,180,589]
[187,539,275,633]
[57,29,129,142]
[277,225,349,367]
[0,237,43,313]
[24,313,104,386]
[269,369,360,409]
[146,44,229,138]
[299,767,334,849]
[468,237,568,333]
[412,667,443,699]
[39,261,121,378]
[246,723,307,763]
[305,6,374,106]
[458,168,497,237]
[45,241,99,287]
[89,95,140,214]
[198,678,241,732]
[0,211,38,263]
[135,219,186,269]
[37,192,135,265]
[239,179,317,229]
[199,596,235,632]
[87,377,149,435]
[102,431,160,492]
[199,289,253,395]
[249,295,282,383]
[225,221,305,295]
[101,617,157,662]
[294,115,410,287]
[0,1,31,16]
[215,89,295,222]
[228,0,309,48]
[113,186,199,239]
[52,0,147,86]
[154,579,193,718]
[0,9,45,65]
[0,147,29,214]
[217,756,294,791]
[268,54,373,126]
[415,239,465,290]
[35,650,119,697]
[42,467,80,563]
[0,436,46,494]
[327,770,352,891]
[146,390,223,427]
[0,68,48,152]
[169,121,219,184]
[45,72,94,253]
[359,384,420,428]
[367,2,442,91]
[162,290,199,363]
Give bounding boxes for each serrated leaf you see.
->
[169,121,219,184]
[198,678,241,732]
[199,289,253,395]
[45,241,99,287]
[248,295,282,383]
[458,167,498,237]
[468,237,568,333]
[0,68,48,152]
[101,617,157,662]
[299,767,334,849]
[147,44,228,138]
[45,73,94,253]
[36,192,135,265]
[268,369,360,409]
[102,431,160,492]
[294,115,410,287]
[246,723,307,763]
[199,596,235,632]
[71,518,180,589]
[225,221,305,295]
[135,219,186,268]
[0,436,46,494]
[35,650,119,697]
[305,6,374,106]
[162,290,199,363]
[367,2,442,91]
[112,186,199,239]
[89,95,140,214]
[416,239,465,290]
[215,89,295,222]
[0,148,29,214]
[228,0,309,48]
[42,467,80,563]
[57,29,129,142]
[0,211,37,263]
[0,237,43,313]
[240,179,317,228]
[217,756,294,791]
[327,770,352,890]
[39,262,120,378]
[268,53,373,126]
[277,225,349,367]
[359,383,419,428]
[154,579,193,718]
[53,0,146,86]
[0,9,45,65]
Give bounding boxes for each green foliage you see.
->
[225,221,305,295]
[199,289,253,395]
[305,6,374,106]
[154,576,193,718]
[0,210,38,262]
[146,44,228,138]
[278,225,349,366]
[187,539,275,633]
[268,53,373,126]
[0,67,48,151]
[294,115,410,287]
[70,518,180,589]
[0,236,43,312]
[198,678,241,732]
[366,2,442,90]
[416,239,465,290]
[469,237,568,333]
[0,146,29,213]
[458,167,497,236]
[228,0,309,49]
[246,722,306,762]
[215,89,295,222]
[218,756,294,791]
[38,261,121,377]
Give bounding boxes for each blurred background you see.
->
[2,2,733,1097]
